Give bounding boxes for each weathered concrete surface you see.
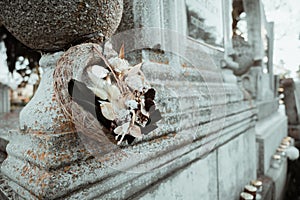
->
[18,52,73,133]
[0,0,123,51]
[0,42,257,199]
[218,129,256,200]
[139,152,218,200]
[0,1,282,199]
[1,105,256,199]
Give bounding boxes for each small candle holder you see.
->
[279,144,288,149]
[251,180,263,192]
[281,140,290,146]
[240,192,254,200]
[276,147,286,157]
[271,154,282,169]
[244,185,257,199]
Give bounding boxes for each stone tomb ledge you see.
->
[1,100,256,200]
[255,106,287,200]
[255,109,287,175]
[266,159,287,200]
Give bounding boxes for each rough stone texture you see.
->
[217,129,257,200]
[0,0,123,51]
[18,52,73,133]
[0,1,284,200]
[1,102,256,199]
[116,0,134,33]
[0,40,257,199]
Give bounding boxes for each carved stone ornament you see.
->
[0,0,123,51]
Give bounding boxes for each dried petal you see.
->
[107,85,121,101]
[87,71,106,88]
[126,63,143,76]
[119,44,125,59]
[115,109,130,122]
[126,100,138,110]
[114,122,130,144]
[88,87,108,100]
[108,57,130,73]
[100,102,116,121]
[89,65,109,79]
[130,125,143,138]
[114,125,124,135]
[125,75,144,92]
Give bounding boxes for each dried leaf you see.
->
[119,43,125,59]
[100,102,116,121]
[88,87,108,100]
[114,125,124,135]
[130,125,142,138]
[114,121,135,145]
[126,63,143,76]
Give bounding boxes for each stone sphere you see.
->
[0,0,123,52]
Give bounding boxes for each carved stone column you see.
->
[0,1,123,199]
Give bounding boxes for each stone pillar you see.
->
[0,1,123,199]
